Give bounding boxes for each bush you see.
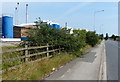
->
[21,24,100,56]
[86,31,99,47]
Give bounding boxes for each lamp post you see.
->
[94,10,104,32]
[26,4,28,24]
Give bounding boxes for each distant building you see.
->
[66,27,73,34]
[41,20,61,29]
[14,23,36,40]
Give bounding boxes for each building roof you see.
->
[14,23,36,27]
[42,20,59,25]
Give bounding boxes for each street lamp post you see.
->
[94,10,104,32]
[26,4,28,24]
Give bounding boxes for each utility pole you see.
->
[26,4,28,24]
[93,10,104,32]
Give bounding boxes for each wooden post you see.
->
[25,42,28,62]
[58,46,61,54]
[47,43,49,57]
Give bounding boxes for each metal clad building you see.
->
[2,16,13,38]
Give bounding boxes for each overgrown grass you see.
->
[97,40,102,45]
[2,45,91,80]
[2,52,76,80]
[1,46,22,51]
[80,45,91,54]
[2,51,24,69]
[2,46,24,69]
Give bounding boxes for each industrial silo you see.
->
[2,16,13,38]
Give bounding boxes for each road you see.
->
[105,40,119,80]
[45,41,105,80]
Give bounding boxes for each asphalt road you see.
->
[105,40,119,80]
[45,41,104,80]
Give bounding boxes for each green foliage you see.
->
[86,31,99,47]
[22,24,100,56]
[110,34,119,41]
[99,34,104,40]
[104,33,109,40]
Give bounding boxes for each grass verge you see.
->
[1,46,23,69]
[2,52,76,80]
[1,46,22,51]
[2,45,91,80]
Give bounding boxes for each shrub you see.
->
[86,31,99,47]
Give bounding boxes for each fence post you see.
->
[25,42,28,62]
[59,46,61,54]
[47,43,49,57]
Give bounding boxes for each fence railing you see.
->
[1,44,64,70]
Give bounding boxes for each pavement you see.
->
[45,41,106,80]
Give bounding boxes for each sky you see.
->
[1,2,118,36]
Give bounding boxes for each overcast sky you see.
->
[1,2,118,36]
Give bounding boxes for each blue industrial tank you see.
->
[2,16,13,38]
[52,24,57,28]
[57,25,60,29]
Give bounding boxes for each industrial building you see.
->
[41,20,61,29]
[0,3,62,41]
[0,15,62,41]
[14,23,36,40]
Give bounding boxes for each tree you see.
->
[104,33,109,40]
[73,29,87,48]
[99,34,104,40]
[86,31,99,47]
[110,34,116,40]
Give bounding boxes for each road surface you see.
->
[105,40,119,80]
[45,41,105,80]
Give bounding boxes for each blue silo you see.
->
[2,16,13,38]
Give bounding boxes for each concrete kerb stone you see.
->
[98,40,107,81]
[103,40,107,80]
